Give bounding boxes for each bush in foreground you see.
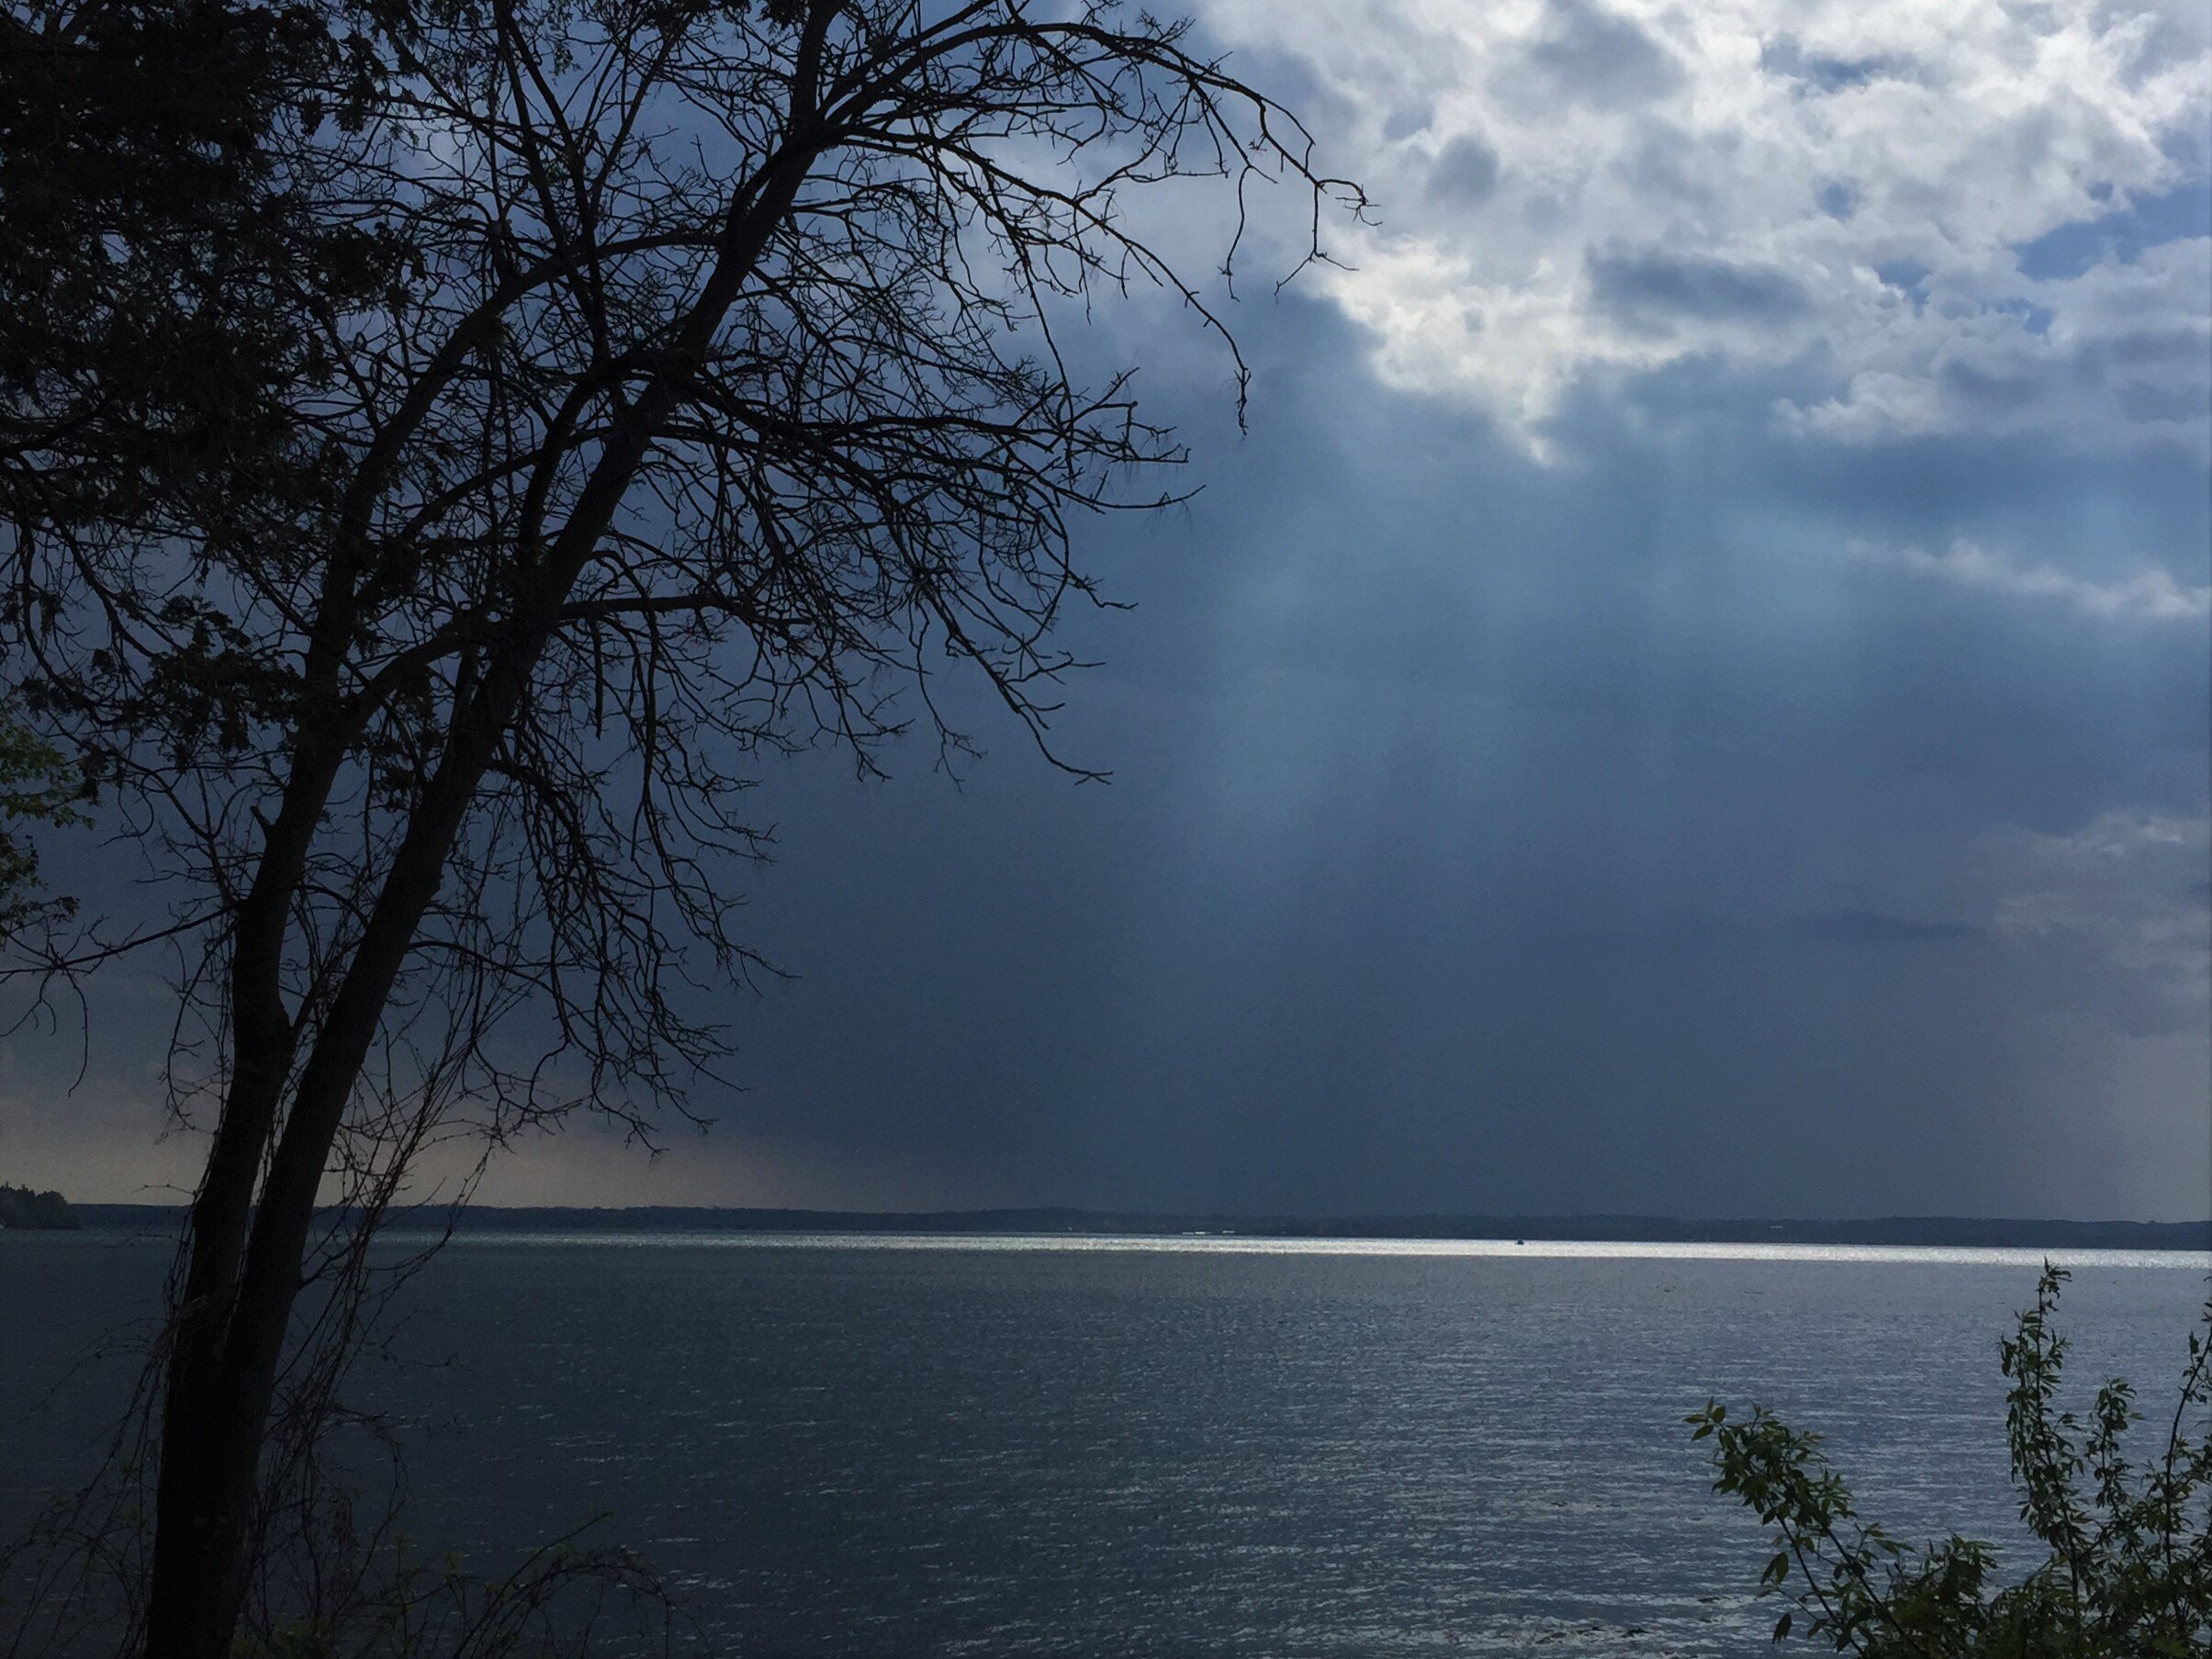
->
[1691,1265,2211,1654]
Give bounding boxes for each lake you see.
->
[4,1232,2207,1656]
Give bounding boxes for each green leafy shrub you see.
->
[1690,1265,2211,1654]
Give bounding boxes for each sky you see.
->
[3,0,2208,1221]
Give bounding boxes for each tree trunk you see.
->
[137,94,826,1653]
[145,1281,291,1659]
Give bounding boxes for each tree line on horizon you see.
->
[0,1182,77,1229]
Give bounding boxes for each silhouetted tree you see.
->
[0,1,1356,1654]
[0,712,82,939]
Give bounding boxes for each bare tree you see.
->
[0,0,1356,1653]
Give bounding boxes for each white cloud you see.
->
[2028,812,2210,861]
[1202,0,2212,454]
[1992,811,2212,1017]
[1851,536,2212,620]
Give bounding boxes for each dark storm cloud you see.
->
[1427,134,1501,206]
[9,239,2207,1225]
[1586,247,1811,330]
[1785,911,1982,945]
[616,292,2207,1223]
[575,5,2212,1223]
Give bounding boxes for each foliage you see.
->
[0,0,359,539]
[0,0,1357,1652]
[1690,1265,2212,1655]
[0,712,84,941]
[0,1183,80,1228]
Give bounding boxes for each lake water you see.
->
[4,1232,2207,1656]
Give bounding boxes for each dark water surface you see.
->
[5,1233,2206,1656]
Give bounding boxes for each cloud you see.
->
[1757,34,1914,95]
[1521,0,1685,106]
[1587,246,1812,331]
[1852,536,2212,620]
[1991,811,2212,1029]
[1427,132,1501,204]
[1202,0,2212,454]
[1786,909,1982,944]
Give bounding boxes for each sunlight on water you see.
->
[439,1229,2212,1272]
[10,1235,2207,1657]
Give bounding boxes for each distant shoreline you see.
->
[52,1203,2212,1251]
